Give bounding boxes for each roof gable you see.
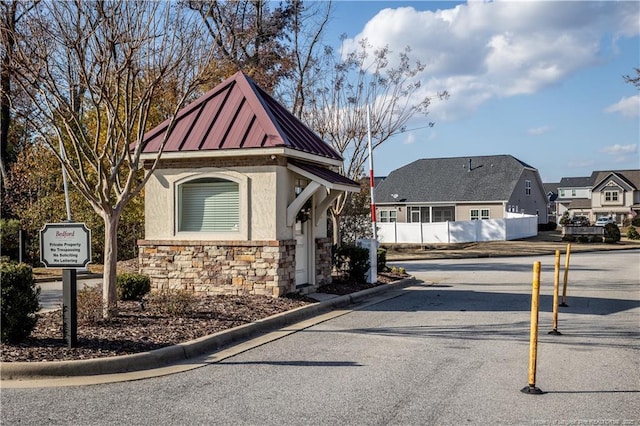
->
[141,71,342,161]
[375,155,535,203]
[592,170,640,191]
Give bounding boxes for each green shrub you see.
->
[77,286,103,325]
[391,266,407,275]
[0,219,21,261]
[377,248,387,271]
[1,262,40,343]
[148,289,197,316]
[603,223,621,243]
[589,235,603,243]
[333,244,370,284]
[577,235,589,243]
[561,235,575,242]
[117,273,151,301]
[632,217,640,227]
[626,226,640,240]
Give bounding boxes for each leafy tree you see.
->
[0,0,38,190]
[7,1,215,318]
[3,143,144,264]
[301,38,447,244]
[188,0,299,92]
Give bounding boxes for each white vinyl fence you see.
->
[377,214,538,244]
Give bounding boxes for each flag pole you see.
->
[367,105,377,240]
[367,105,377,283]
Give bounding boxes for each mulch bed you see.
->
[1,273,407,363]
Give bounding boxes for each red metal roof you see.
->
[141,71,342,161]
[288,159,360,189]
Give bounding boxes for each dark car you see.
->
[570,216,590,226]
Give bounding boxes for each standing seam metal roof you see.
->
[141,71,342,161]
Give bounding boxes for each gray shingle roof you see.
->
[375,155,535,203]
[592,170,640,190]
[558,176,594,187]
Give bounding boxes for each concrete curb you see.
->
[1,278,416,380]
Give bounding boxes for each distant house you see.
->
[590,170,640,223]
[374,155,548,225]
[137,71,360,297]
[543,182,560,223]
[554,170,640,225]
[555,176,594,221]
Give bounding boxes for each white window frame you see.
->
[525,180,532,196]
[604,191,619,202]
[174,173,247,239]
[379,209,397,223]
[471,209,490,220]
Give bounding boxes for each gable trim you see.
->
[592,173,635,192]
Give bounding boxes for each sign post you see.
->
[40,223,91,348]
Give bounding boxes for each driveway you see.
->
[2,250,638,425]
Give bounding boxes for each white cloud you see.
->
[342,1,640,121]
[605,94,640,118]
[404,132,416,145]
[600,144,638,155]
[528,126,552,136]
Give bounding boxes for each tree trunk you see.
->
[0,1,16,186]
[102,212,120,319]
[332,212,341,245]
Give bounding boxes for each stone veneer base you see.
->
[138,239,332,298]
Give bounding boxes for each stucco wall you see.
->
[145,163,330,242]
[146,166,278,241]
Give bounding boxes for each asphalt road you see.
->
[2,250,639,425]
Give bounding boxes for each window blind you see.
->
[180,180,239,232]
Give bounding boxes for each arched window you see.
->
[178,178,239,232]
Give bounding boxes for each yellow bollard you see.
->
[548,250,562,335]
[521,261,544,394]
[560,243,571,307]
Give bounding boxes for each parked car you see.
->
[570,216,590,226]
[594,216,615,226]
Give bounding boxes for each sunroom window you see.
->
[179,178,239,232]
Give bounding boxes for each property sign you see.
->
[40,223,92,268]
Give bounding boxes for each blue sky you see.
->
[323,1,639,183]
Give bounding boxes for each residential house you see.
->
[590,170,640,223]
[554,176,594,222]
[543,182,560,223]
[554,170,640,224]
[374,155,548,226]
[137,72,360,297]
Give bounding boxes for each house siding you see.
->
[507,170,548,223]
[455,203,504,221]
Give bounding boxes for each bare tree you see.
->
[302,38,448,244]
[624,67,640,89]
[7,1,214,317]
[277,0,332,117]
